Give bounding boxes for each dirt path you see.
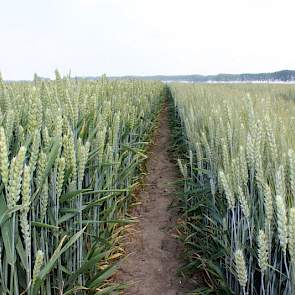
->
[116,102,187,295]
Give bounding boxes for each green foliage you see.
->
[170,83,295,294]
[0,74,164,294]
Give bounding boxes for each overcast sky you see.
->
[0,0,294,80]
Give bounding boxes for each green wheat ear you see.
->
[32,250,44,285]
[20,165,31,263]
[219,170,235,209]
[7,146,26,210]
[56,157,65,198]
[288,208,295,263]
[237,185,250,219]
[0,126,9,186]
[258,230,268,272]
[263,183,273,228]
[288,149,295,198]
[276,195,288,253]
[29,130,41,174]
[235,249,248,289]
[21,165,31,213]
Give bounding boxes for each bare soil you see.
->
[115,102,189,295]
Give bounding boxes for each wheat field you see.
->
[0,72,164,294]
[170,83,295,294]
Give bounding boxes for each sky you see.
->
[0,0,294,80]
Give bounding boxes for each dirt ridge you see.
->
[115,102,187,295]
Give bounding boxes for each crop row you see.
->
[0,72,164,294]
[170,83,295,294]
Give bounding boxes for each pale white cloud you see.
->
[0,0,294,79]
